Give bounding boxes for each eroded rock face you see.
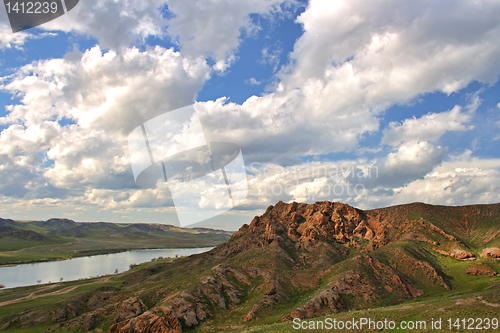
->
[110,307,181,333]
[287,289,344,320]
[226,201,387,258]
[427,223,457,241]
[480,248,500,258]
[113,297,148,323]
[108,263,252,331]
[195,264,249,315]
[169,294,207,327]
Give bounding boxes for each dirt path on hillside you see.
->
[0,277,111,308]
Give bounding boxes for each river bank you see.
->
[0,247,213,289]
[0,219,232,266]
[0,245,211,267]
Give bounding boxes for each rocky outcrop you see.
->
[195,264,250,314]
[109,294,206,332]
[245,280,285,321]
[426,223,457,241]
[169,293,207,327]
[109,264,252,331]
[285,289,344,320]
[332,255,423,302]
[282,255,423,321]
[113,298,148,323]
[466,268,497,277]
[110,307,181,333]
[226,201,388,258]
[434,249,449,256]
[450,249,475,260]
[465,262,498,277]
[0,310,48,330]
[480,247,500,258]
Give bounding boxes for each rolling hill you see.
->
[0,201,499,332]
[0,218,232,265]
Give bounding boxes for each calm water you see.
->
[0,247,212,289]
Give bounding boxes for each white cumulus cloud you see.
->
[381,106,473,146]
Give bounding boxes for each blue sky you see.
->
[0,0,499,230]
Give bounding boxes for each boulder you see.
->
[450,249,475,260]
[480,248,500,258]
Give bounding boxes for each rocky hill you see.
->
[1,201,499,332]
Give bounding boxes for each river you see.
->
[0,247,212,289]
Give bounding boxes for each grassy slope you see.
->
[0,244,499,332]
[227,286,500,333]
[369,202,500,249]
[1,202,499,332]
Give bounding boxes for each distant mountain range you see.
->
[0,218,231,240]
[1,201,499,332]
[0,218,232,265]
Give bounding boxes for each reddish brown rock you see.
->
[169,295,208,327]
[450,249,475,260]
[112,298,148,324]
[286,289,344,320]
[480,248,500,258]
[427,223,457,241]
[466,267,497,277]
[109,307,181,333]
[434,249,449,256]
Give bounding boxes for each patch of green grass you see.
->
[0,237,66,252]
[0,278,120,318]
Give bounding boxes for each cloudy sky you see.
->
[0,0,499,230]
